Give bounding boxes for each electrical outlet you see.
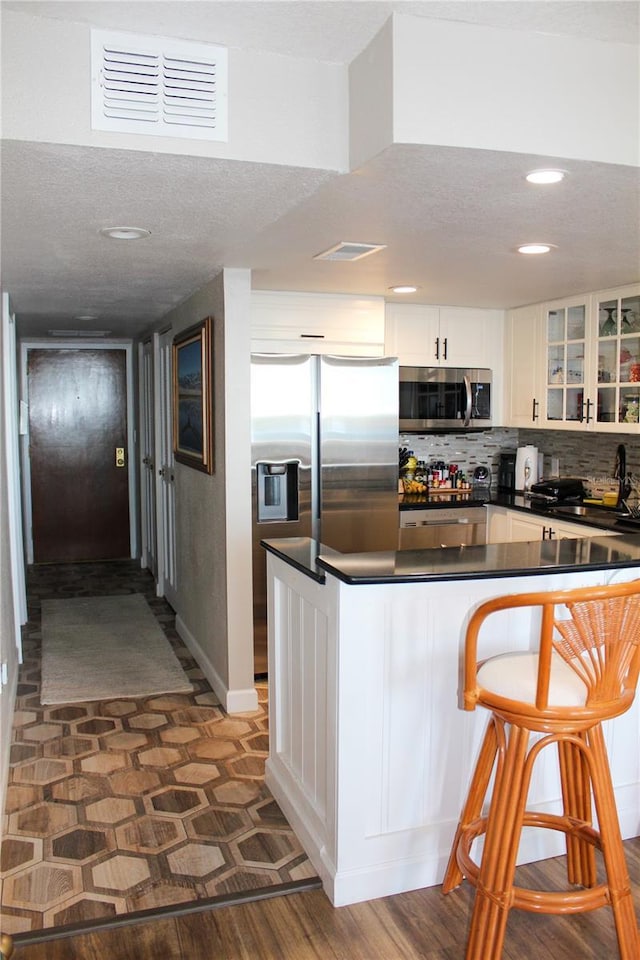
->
[0,662,8,686]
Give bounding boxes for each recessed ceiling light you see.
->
[518,243,554,255]
[525,169,566,185]
[390,285,418,294]
[99,226,151,240]
[73,315,98,322]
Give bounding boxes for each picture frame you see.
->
[172,317,214,473]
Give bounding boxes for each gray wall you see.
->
[158,269,255,712]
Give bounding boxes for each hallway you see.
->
[0,561,317,937]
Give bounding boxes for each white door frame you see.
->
[19,339,138,564]
[138,338,157,576]
[2,293,27,657]
[155,328,178,608]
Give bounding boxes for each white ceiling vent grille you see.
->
[91,29,228,142]
[313,242,387,262]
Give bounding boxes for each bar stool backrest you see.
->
[464,579,640,721]
[554,592,640,705]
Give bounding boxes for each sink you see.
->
[549,504,589,516]
[548,504,621,524]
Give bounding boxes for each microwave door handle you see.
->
[463,375,472,426]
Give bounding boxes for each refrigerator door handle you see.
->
[462,375,472,426]
[314,410,322,521]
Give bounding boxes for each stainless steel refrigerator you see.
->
[251,353,399,675]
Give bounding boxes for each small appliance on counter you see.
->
[498,451,516,492]
[471,465,491,501]
[528,478,586,504]
[515,444,539,492]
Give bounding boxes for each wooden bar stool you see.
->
[443,579,640,960]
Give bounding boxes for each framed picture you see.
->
[172,317,214,473]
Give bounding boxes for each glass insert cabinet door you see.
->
[545,303,587,424]
[597,292,640,426]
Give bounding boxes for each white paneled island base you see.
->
[264,546,640,907]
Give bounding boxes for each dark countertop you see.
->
[262,533,640,586]
[488,492,640,534]
[402,490,640,535]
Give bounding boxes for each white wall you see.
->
[391,14,639,167]
[349,13,639,171]
[0,310,19,820]
[1,8,349,172]
[220,270,254,706]
[349,18,394,171]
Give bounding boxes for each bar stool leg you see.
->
[587,723,639,960]
[465,723,530,960]
[443,716,501,893]
[558,735,597,887]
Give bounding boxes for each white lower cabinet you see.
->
[486,505,618,543]
[265,552,639,908]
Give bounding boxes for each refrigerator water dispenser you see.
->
[256,463,299,522]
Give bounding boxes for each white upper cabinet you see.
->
[251,291,385,356]
[385,303,504,370]
[542,295,590,431]
[504,283,640,432]
[504,303,544,427]
[591,286,640,431]
[540,284,640,432]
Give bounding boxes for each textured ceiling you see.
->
[2,1,639,339]
[5,1,639,58]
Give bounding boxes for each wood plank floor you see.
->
[10,839,640,959]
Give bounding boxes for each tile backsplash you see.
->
[519,429,639,486]
[399,429,518,485]
[400,428,639,490]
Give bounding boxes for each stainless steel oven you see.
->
[399,507,487,549]
[399,366,492,431]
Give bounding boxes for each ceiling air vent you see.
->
[91,29,228,142]
[313,242,387,262]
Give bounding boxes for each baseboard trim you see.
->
[10,877,323,947]
[175,614,258,714]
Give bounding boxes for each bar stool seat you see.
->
[443,579,640,960]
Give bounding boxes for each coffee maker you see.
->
[498,452,516,492]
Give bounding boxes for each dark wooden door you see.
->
[28,348,130,562]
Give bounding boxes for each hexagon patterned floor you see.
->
[0,561,318,936]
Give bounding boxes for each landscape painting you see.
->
[172,317,213,473]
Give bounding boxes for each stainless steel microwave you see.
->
[399,366,492,431]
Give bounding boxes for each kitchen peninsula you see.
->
[262,534,640,907]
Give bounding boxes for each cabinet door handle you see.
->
[532,398,539,422]
[435,337,440,360]
[300,333,325,339]
[584,398,593,423]
[443,337,448,360]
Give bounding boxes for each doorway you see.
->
[21,342,137,563]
